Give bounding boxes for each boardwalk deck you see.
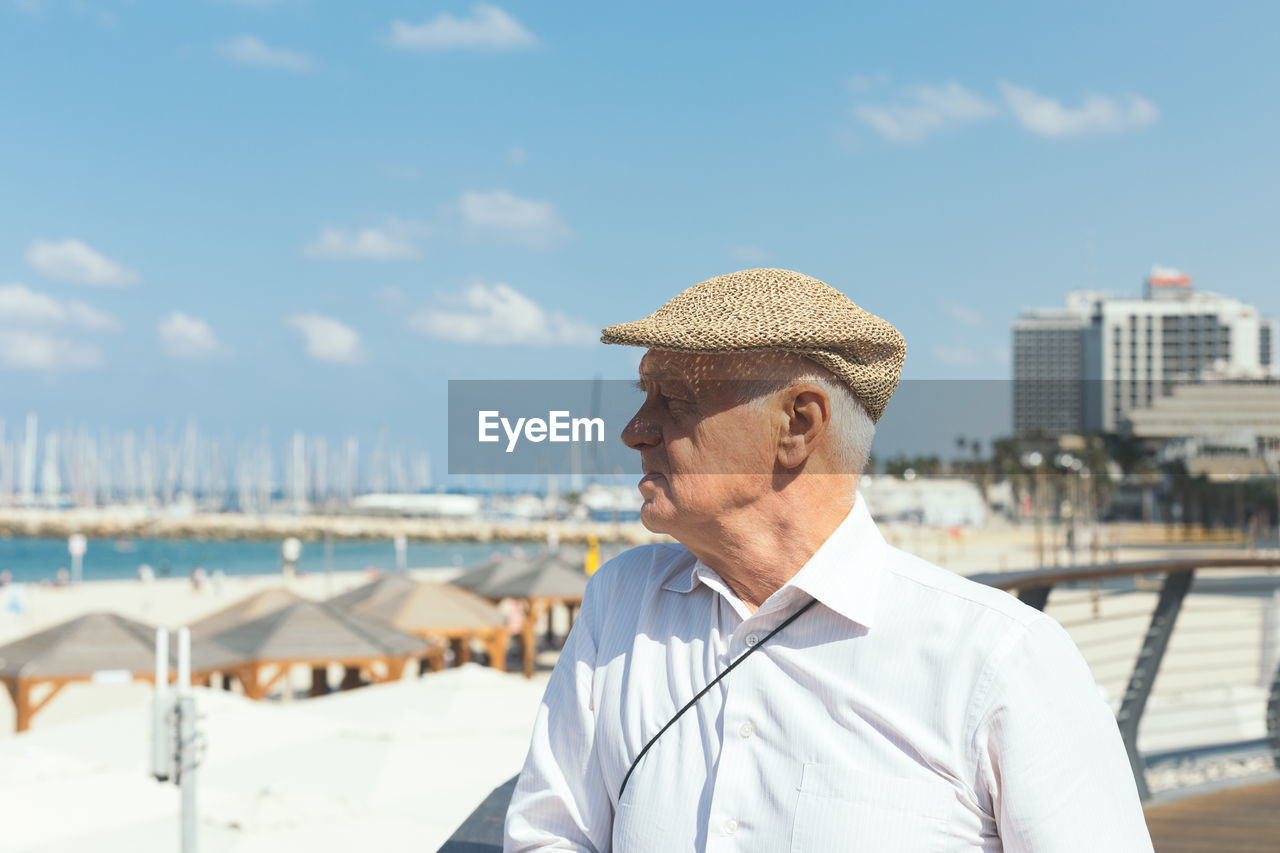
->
[1145,779,1280,852]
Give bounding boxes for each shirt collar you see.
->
[662,494,886,630]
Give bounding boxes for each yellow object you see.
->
[585,535,601,576]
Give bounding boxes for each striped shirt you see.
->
[505,497,1153,852]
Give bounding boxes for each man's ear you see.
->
[777,385,831,469]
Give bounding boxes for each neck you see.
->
[684,486,856,611]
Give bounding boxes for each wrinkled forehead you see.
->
[637,349,785,384]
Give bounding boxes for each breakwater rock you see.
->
[0,508,667,545]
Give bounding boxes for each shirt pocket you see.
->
[790,763,956,853]
[613,797,675,852]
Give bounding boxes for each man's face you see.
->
[621,351,778,539]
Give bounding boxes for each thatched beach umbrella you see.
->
[467,552,588,678]
[189,591,427,700]
[449,552,534,595]
[0,612,160,732]
[186,588,297,690]
[189,587,297,644]
[327,574,510,672]
[483,552,589,601]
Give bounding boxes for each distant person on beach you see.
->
[504,599,526,635]
[506,269,1152,851]
[2,579,24,617]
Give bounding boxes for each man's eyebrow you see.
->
[637,366,687,382]
[633,374,696,398]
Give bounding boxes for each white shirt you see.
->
[505,498,1153,852]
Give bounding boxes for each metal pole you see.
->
[176,626,197,853]
[1268,658,1280,772]
[1116,570,1194,801]
[151,628,171,781]
[1035,469,1044,569]
[178,695,197,853]
[324,531,334,598]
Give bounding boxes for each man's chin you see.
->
[638,502,676,535]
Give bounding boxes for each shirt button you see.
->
[723,818,739,835]
[745,633,759,647]
[739,721,754,738]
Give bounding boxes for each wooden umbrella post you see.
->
[522,598,551,679]
[484,630,510,673]
[309,666,328,697]
[11,679,68,733]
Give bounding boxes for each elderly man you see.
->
[505,269,1152,852]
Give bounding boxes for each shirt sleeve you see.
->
[504,581,612,852]
[973,614,1154,853]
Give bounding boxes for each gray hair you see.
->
[734,352,875,474]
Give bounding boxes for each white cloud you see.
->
[727,246,770,264]
[410,282,596,347]
[932,343,1010,368]
[302,220,426,260]
[375,286,410,312]
[944,303,987,327]
[389,4,536,51]
[932,344,986,367]
[25,238,139,286]
[458,190,570,249]
[65,301,117,330]
[1000,82,1157,137]
[158,312,221,360]
[0,330,102,371]
[0,283,118,330]
[217,34,315,73]
[286,313,364,364]
[0,283,63,324]
[855,82,997,143]
[846,72,891,93]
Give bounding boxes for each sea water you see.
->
[0,536,527,584]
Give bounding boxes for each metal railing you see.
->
[972,557,1280,801]
[439,557,1280,850]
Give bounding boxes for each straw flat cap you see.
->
[601,268,906,421]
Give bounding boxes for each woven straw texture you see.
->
[600,268,906,421]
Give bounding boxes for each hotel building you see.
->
[1013,267,1275,436]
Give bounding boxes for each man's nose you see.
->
[621,405,660,451]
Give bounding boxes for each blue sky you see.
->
[1,1,1277,461]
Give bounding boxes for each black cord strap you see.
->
[616,596,818,801]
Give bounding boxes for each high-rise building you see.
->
[1013,267,1275,436]
[1012,299,1091,437]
